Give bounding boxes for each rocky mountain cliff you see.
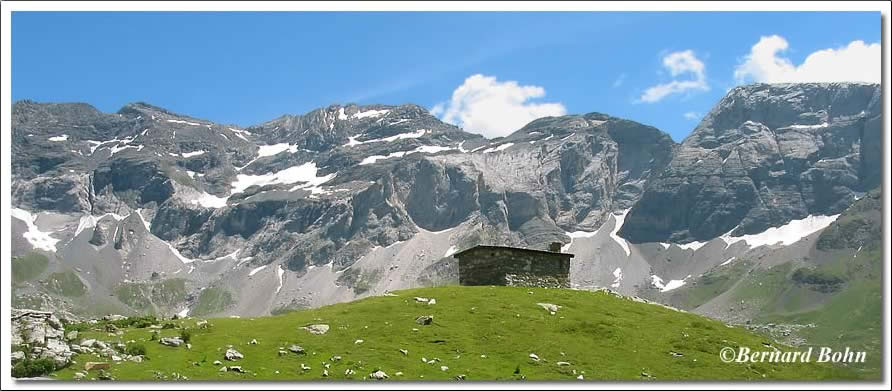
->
[9,83,882,323]
[620,83,882,244]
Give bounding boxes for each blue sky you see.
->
[11,11,881,141]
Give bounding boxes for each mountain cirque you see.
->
[9,82,882,320]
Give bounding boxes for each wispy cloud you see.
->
[612,73,626,88]
[638,50,709,103]
[683,112,701,120]
[431,74,566,138]
[733,35,880,84]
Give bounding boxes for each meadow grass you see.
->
[52,285,862,381]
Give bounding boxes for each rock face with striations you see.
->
[619,83,882,244]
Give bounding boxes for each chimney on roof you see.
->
[549,242,562,253]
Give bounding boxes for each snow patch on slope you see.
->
[229,127,252,141]
[276,265,285,294]
[720,214,840,249]
[651,275,690,292]
[249,265,267,276]
[166,119,201,126]
[181,150,206,158]
[611,268,623,289]
[481,143,514,154]
[567,229,599,239]
[676,241,708,251]
[191,192,229,208]
[788,122,829,130]
[11,208,60,252]
[257,143,299,157]
[109,144,141,156]
[609,210,631,256]
[345,129,427,147]
[720,257,736,266]
[134,209,153,231]
[359,145,455,165]
[529,134,554,144]
[352,109,390,120]
[231,162,336,194]
[48,135,69,142]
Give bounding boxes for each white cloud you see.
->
[429,103,445,117]
[431,74,566,138]
[613,73,626,88]
[683,112,701,120]
[734,35,880,84]
[638,50,709,103]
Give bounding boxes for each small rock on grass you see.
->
[224,348,244,361]
[289,345,306,354]
[369,370,388,380]
[415,315,434,325]
[536,303,560,313]
[302,324,330,335]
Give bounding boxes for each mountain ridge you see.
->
[9,82,881,330]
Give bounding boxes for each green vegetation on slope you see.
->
[53,286,861,381]
[737,188,884,378]
[757,246,883,378]
[191,286,234,317]
[114,279,188,313]
[668,259,752,310]
[816,188,882,251]
[336,267,381,294]
[44,270,88,297]
[12,252,49,284]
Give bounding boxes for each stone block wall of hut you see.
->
[456,248,570,288]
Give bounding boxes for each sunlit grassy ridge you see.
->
[53,286,861,381]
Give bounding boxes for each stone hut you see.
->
[453,242,573,288]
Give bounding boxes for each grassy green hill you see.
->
[51,285,864,381]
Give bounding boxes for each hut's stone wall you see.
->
[455,247,571,288]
